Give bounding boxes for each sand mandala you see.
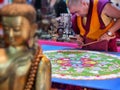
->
[43,50,120,80]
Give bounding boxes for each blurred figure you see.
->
[54,0,68,17]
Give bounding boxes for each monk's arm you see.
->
[104,3,120,34]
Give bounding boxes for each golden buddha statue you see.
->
[0,3,51,90]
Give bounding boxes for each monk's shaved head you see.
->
[67,0,82,7]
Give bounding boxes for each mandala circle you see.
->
[43,50,120,80]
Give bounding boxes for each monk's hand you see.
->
[75,35,84,48]
[99,31,116,41]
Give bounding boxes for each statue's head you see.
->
[0,3,37,47]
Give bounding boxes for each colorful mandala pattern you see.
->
[43,50,120,80]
